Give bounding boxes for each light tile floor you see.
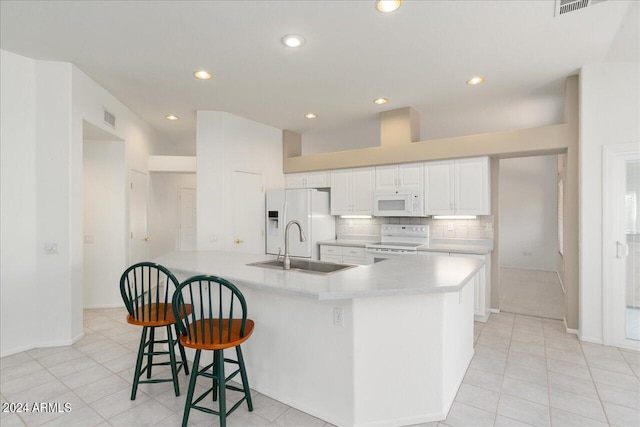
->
[1,308,639,426]
[500,268,565,320]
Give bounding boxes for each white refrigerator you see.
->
[266,189,335,260]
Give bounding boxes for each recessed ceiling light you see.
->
[193,70,212,80]
[467,76,485,85]
[165,115,179,121]
[304,113,317,119]
[376,0,402,13]
[374,98,389,105]
[281,34,305,48]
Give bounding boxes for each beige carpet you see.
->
[500,267,566,320]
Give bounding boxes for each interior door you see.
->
[607,148,640,349]
[129,170,149,264]
[178,188,197,251]
[232,171,264,254]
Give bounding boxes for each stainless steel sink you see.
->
[248,259,356,275]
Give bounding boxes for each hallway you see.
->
[500,268,566,320]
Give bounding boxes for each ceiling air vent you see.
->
[103,109,116,128]
[555,0,607,16]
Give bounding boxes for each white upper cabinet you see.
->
[455,157,490,215]
[375,163,424,192]
[330,167,374,215]
[424,161,454,214]
[286,171,330,189]
[424,157,490,215]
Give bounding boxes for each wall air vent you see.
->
[555,0,607,16]
[103,109,116,128]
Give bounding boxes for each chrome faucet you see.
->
[283,220,306,270]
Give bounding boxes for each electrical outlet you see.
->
[84,235,95,244]
[209,234,217,242]
[333,307,344,327]
[447,222,454,231]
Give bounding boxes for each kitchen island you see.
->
[155,251,483,427]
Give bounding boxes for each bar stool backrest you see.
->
[172,275,249,346]
[120,262,180,323]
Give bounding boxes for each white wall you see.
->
[580,62,640,343]
[149,173,197,258]
[83,139,127,308]
[0,48,179,355]
[196,111,284,251]
[1,50,40,355]
[302,116,380,155]
[0,51,76,355]
[499,155,558,270]
[71,65,177,327]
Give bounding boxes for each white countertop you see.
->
[154,250,483,301]
[318,237,493,255]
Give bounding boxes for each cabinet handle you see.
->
[235,239,244,244]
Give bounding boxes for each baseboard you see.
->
[556,271,566,295]
[474,313,490,323]
[0,333,84,358]
[578,335,603,345]
[563,318,579,335]
[501,266,558,272]
[489,308,500,314]
[83,303,124,309]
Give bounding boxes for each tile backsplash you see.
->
[336,216,494,239]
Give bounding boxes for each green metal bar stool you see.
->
[119,262,191,400]
[172,275,254,427]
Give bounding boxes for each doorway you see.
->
[604,143,640,349]
[498,154,565,319]
[178,188,197,251]
[129,170,149,264]
[82,121,126,308]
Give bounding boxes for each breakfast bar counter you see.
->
[155,251,482,427]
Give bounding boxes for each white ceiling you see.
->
[1,0,636,153]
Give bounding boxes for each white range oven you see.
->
[365,224,430,263]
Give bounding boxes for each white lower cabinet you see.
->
[419,251,492,322]
[320,245,367,265]
[450,253,491,322]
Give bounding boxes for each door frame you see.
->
[602,142,640,349]
[129,169,149,265]
[178,187,197,251]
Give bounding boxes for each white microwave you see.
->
[373,192,424,217]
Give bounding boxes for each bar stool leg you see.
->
[236,346,253,411]
[166,325,180,397]
[216,349,227,427]
[131,326,148,400]
[212,350,219,401]
[147,327,155,378]
[182,349,201,427]
[175,324,189,375]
